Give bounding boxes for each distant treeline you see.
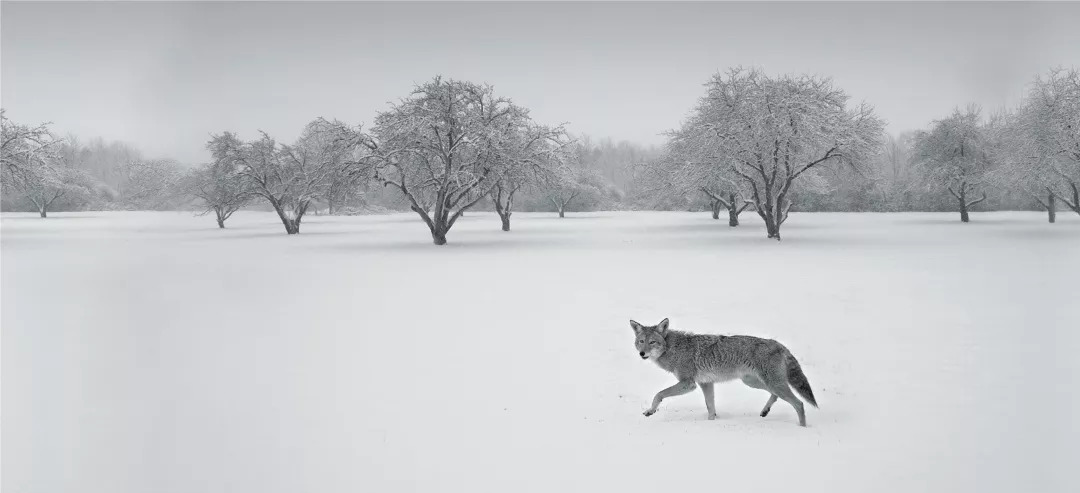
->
[4,67,1077,240]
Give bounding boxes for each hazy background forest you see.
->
[0,115,1052,216]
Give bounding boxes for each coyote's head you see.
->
[630,318,669,360]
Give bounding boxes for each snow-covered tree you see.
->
[1014,68,1080,218]
[545,175,586,218]
[911,106,993,223]
[1,114,94,217]
[544,152,605,218]
[208,118,366,234]
[488,122,570,231]
[1,110,56,181]
[663,117,752,226]
[364,77,539,244]
[1,135,93,217]
[321,167,362,216]
[679,68,883,239]
[320,134,374,216]
[187,159,252,228]
[987,109,1057,222]
[117,158,186,210]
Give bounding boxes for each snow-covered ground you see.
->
[3,210,1078,493]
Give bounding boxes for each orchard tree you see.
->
[988,109,1060,222]
[682,68,883,239]
[912,106,992,223]
[543,141,606,218]
[187,160,252,228]
[1,110,56,180]
[1,137,92,217]
[364,77,540,244]
[544,166,603,218]
[321,143,372,215]
[664,117,751,226]
[489,122,570,231]
[118,158,186,210]
[990,70,1080,222]
[1022,68,1080,216]
[545,175,582,218]
[0,118,93,218]
[208,118,366,234]
[631,153,697,211]
[489,170,525,230]
[321,170,361,215]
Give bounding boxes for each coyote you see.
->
[632,318,818,426]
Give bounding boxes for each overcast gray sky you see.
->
[3,1,1079,163]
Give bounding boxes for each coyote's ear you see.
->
[630,320,644,332]
[657,318,670,333]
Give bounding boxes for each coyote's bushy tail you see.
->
[786,353,818,408]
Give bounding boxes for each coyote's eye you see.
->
[637,340,643,344]
[650,341,660,345]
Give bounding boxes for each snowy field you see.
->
[3,210,1079,493]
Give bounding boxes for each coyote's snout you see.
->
[632,318,818,426]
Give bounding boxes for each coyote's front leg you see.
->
[643,380,697,416]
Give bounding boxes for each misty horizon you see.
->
[4,1,1080,164]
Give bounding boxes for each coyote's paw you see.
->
[643,408,657,417]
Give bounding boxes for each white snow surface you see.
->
[2,210,1079,493]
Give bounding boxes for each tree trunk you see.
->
[767,210,783,240]
[272,203,303,234]
[726,193,740,227]
[959,187,969,223]
[710,200,721,220]
[765,218,779,239]
[29,196,47,218]
[752,197,779,240]
[1070,183,1080,216]
[431,224,448,245]
[491,190,514,232]
[1047,191,1056,224]
[551,195,574,218]
[754,200,781,239]
[408,204,451,245]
